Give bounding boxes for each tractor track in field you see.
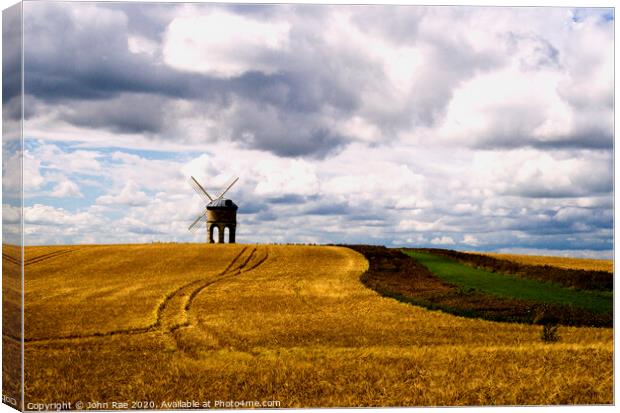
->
[25,249,79,266]
[3,248,80,268]
[9,246,268,345]
[170,247,270,354]
[159,246,259,332]
[2,252,20,266]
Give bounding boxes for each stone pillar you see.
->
[218,224,225,243]
[228,225,236,244]
[208,223,215,243]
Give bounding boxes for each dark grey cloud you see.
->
[508,181,612,199]
[475,233,613,253]
[266,194,310,205]
[401,212,613,254]
[21,3,614,158]
[254,209,280,222]
[22,2,367,158]
[508,165,612,199]
[465,100,613,151]
[59,93,167,135]
[305,202,349,216]
[505,209,613,236]
[100,2,174,41]
[24,3,178,101]
[237,202,268,215]
[30,2,607,161]
[474,128,614,151]
[346,213,389,222]
[532,131,614,150]
[3,3,22,107]
[24,8,219,104]
[224,3,294,19]
[232,115,348,158]
[235,71,359,114]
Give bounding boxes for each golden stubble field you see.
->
[480,252,613,272]
[2,244,22,407]
[10,244,613,407]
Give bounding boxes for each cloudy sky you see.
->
[3,2,614,257]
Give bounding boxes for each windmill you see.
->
[188,176,239,243]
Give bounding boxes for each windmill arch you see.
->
[208,224,219,243]
[224,224,236,243]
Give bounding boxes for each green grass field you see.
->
[404,251,612,314]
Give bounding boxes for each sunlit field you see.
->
[14,244,613,407]
[2,244,22,407]
[480,252,613,273]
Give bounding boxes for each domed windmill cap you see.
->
[207,198,238,209]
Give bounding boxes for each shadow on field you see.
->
[345,245,612,328]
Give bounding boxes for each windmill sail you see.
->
[217,177,239,199]
[189,176,214,203]
[188,210,208,231]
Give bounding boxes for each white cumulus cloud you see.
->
[431,236,455,245]
[96,181,150,207]
[163,10,290,77]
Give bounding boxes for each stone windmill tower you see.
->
[188,176,239,243]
